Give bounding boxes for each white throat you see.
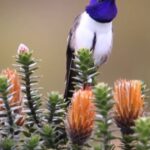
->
[81,12,112,32]
[74,12,113,65]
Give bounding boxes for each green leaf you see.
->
[24,135,40,150]
[0,138,14,150]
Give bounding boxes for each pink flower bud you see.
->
[17,43,29,54]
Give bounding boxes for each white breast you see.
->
[74,12,113,66]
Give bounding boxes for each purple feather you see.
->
[86,0,117,23]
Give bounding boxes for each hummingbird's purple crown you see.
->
[86,0,117,23]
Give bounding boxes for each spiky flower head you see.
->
[17,43,29,54]
[66,87,95,146]
[0,68,24,126]
[17,43,33,65]
[2,69,22,106]
[114,80,144,134]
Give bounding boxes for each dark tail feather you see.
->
[64,46,76,104]
[64,60,76,104]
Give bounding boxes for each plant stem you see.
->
[24,65,39,125]
[2,91,14,135]
[122,133,133,150]
[72,144,83,150]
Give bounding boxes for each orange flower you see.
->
[66,88,95,145]
[2,69,22,106]
[114,80,144,134]
[0,68,24,126]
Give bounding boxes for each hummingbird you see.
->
[64,0,118,102]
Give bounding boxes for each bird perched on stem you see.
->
[64,0,118,102]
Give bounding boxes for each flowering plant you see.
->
[0,44,149,150]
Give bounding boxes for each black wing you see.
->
[64,15,81,103]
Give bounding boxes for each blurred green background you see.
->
[0,0,150,94]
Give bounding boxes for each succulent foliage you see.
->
[16,51,42,126]
[94,83,115,150]
[0,45,149,150]
[134,117,150,150]
[73,49,98,89]
[45,92,67,149]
